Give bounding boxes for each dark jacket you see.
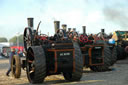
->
[9,52,16,67]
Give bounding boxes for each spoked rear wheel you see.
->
[24,27,33,51]
[79,34,88,44]
[11,55,21,78]
[26,46,46,84]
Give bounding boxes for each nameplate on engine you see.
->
[60,53,70,56]
[57,51,73,57]
[94,47,101,49]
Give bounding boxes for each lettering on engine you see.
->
[60,52,71,56]
[94,47,101,49]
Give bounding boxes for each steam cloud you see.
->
[102,0,128,29]
[103,7,128,28]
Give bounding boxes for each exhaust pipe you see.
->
[54,21,60,33]
[68,28,71,32]
[27,18,34,30]
[62,24,67,31]
[101,29,104,33]
[101,29,105,35]
[73,28,76,32]
[82,26,86,34]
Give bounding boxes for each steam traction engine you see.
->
[112,31,128,60]
[88,29,117,70]
[68,26,116,71]
[67,26,105,72]
[11,18,83,84]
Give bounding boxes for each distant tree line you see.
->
[9,35,23,44]
[0,37,8,42]
[0,35,23,44]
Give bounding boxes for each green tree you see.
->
[9,35,23,44]
[19,35,23,43]
[9,36,17,43]
[0,37,8,42]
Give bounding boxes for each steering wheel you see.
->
[58,30,64,37]
[79,34,88,43]
[68,31,78,39]
[68,32,73,39]
[56,29,67,39]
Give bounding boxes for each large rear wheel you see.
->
[63,42,83,81]
[26,46,46,84]
[90,40,112,72]
[116,46,127,60]
[110,46,117,65]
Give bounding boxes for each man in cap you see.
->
[6,48,16,76]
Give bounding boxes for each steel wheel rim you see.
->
[12,58,16,75]
[26,48,35,81]
[24,28,32,51]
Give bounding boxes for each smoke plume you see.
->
[103,7,128,28]
[103,1,128,29]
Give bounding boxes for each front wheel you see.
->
[11,55,21,78]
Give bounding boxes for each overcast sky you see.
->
[0,0,128,39]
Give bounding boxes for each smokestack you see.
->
[68,28,71,32]
[73,28,76,32]
[27,18,34,29]
[54,21,60,33]
[101,29,105,36]
[62,24,67,31]
[101,29,105,33]
[82,26,86,34]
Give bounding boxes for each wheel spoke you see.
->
[24,28,32,51]
[24,36,28,41]
[29,71,34,74]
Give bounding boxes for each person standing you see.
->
[6,48,16,76]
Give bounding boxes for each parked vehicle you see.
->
[11,18,83,84]
[1,46,11,58]
[10,46,24,57]
[112,31,128,60]
[67,27,116,71]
